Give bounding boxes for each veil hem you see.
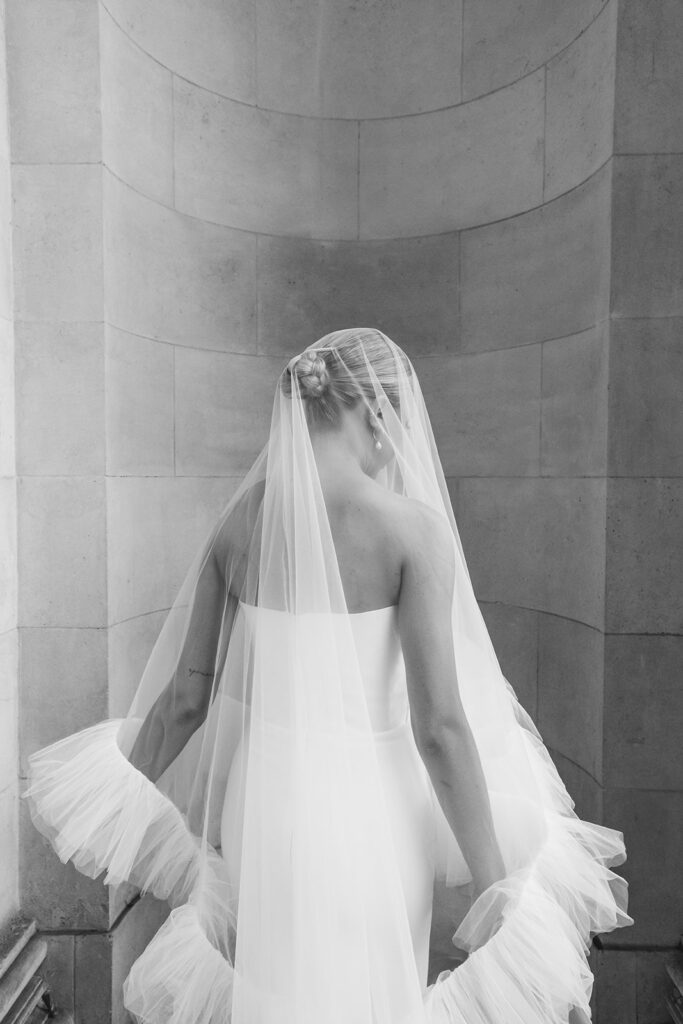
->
[23,692,632,1024]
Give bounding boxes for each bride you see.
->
[24,328,632,1024]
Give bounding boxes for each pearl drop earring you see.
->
[373,430,383,451]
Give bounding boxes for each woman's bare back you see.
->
[319,475,439,614]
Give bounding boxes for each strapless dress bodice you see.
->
[236,601,409,733]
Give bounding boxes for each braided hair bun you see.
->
[290,350,330,399]
[281,329,409,426]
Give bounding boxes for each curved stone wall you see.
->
[101,0,615,235]
[99,0,618,802]
[103,0,610,117]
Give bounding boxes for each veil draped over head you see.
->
[24,329,632,1024]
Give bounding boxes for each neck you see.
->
[309,427,374,485]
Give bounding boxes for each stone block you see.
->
[478,602,538,719]
[0,26,9,318]
[541,323,608,477]
[174,349,282,476]
[12,164,102,323]
[413,345,541,477]
[256,233,460,358]
[461,163,611,352]
[604,634,683,791]
[105,325,173,477]
[256,0,462,118]
[17,477,106,628]
[100,7,173,204]
[606,478,683,634]
[103,171,257,352]
[18,627,107,768]
[608,317,683,477]
[19,799,109,931]
[0,674,16,794]
[0,3,9,316]
[104,0,256,104]
[106,476,236,624]
[15,322,104,476]
[0,319,14,476]
[538,614,603,781]
[458,478,607,629]
[0,181,11,321]
[111,895,169,1024]
[0,627,17,702]
[593,947,637,1024]
[0,9,8,164]
[603,787,683,946]
[5,0,100,163]
[0,788,18,927]
[174,78,358,239]
[0,141,11,316]
[360,70,544,238]
[462,0,606,100]
[40,933,75,1018]
[611,155,683,318]
[12,165,102,322]
[0,477,17,634]
[545,749,602,824]
[615,0,683,154]
[74,931,111,1024]
[108,611,168,719]
[61,893,170,1018]
[544,0,617,200]
[636,949,683,1024]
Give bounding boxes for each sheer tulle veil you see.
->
[24,328,632,1024]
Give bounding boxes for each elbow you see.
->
[173,687,211,726]
[413,715,468,762]
[176,697,209,726]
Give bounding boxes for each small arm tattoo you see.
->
[188,667,214,680]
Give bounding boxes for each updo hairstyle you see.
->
[280,328,411,427]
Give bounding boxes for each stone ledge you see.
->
[0,920,47,1024]
[666,953,683,1024]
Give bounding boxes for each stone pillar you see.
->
[5,2,168,1020]
[0,0,18,944]
[595,2,683,1021]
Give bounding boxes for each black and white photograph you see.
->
[0,2,681,1022]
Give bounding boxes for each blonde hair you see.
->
[280,328,411,426]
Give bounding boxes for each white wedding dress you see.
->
[220,601,437,990]
[23,594,634,1023]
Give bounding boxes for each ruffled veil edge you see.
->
[23,328,633,1024]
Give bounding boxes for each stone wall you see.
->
[94,3,620,859]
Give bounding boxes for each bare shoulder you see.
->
[381,490,453,561]
[358,484,454,583]
[379,493,456,612]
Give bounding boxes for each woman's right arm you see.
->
[397,504,506,896]
[128,481,264,782]
[127,545,237,783]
